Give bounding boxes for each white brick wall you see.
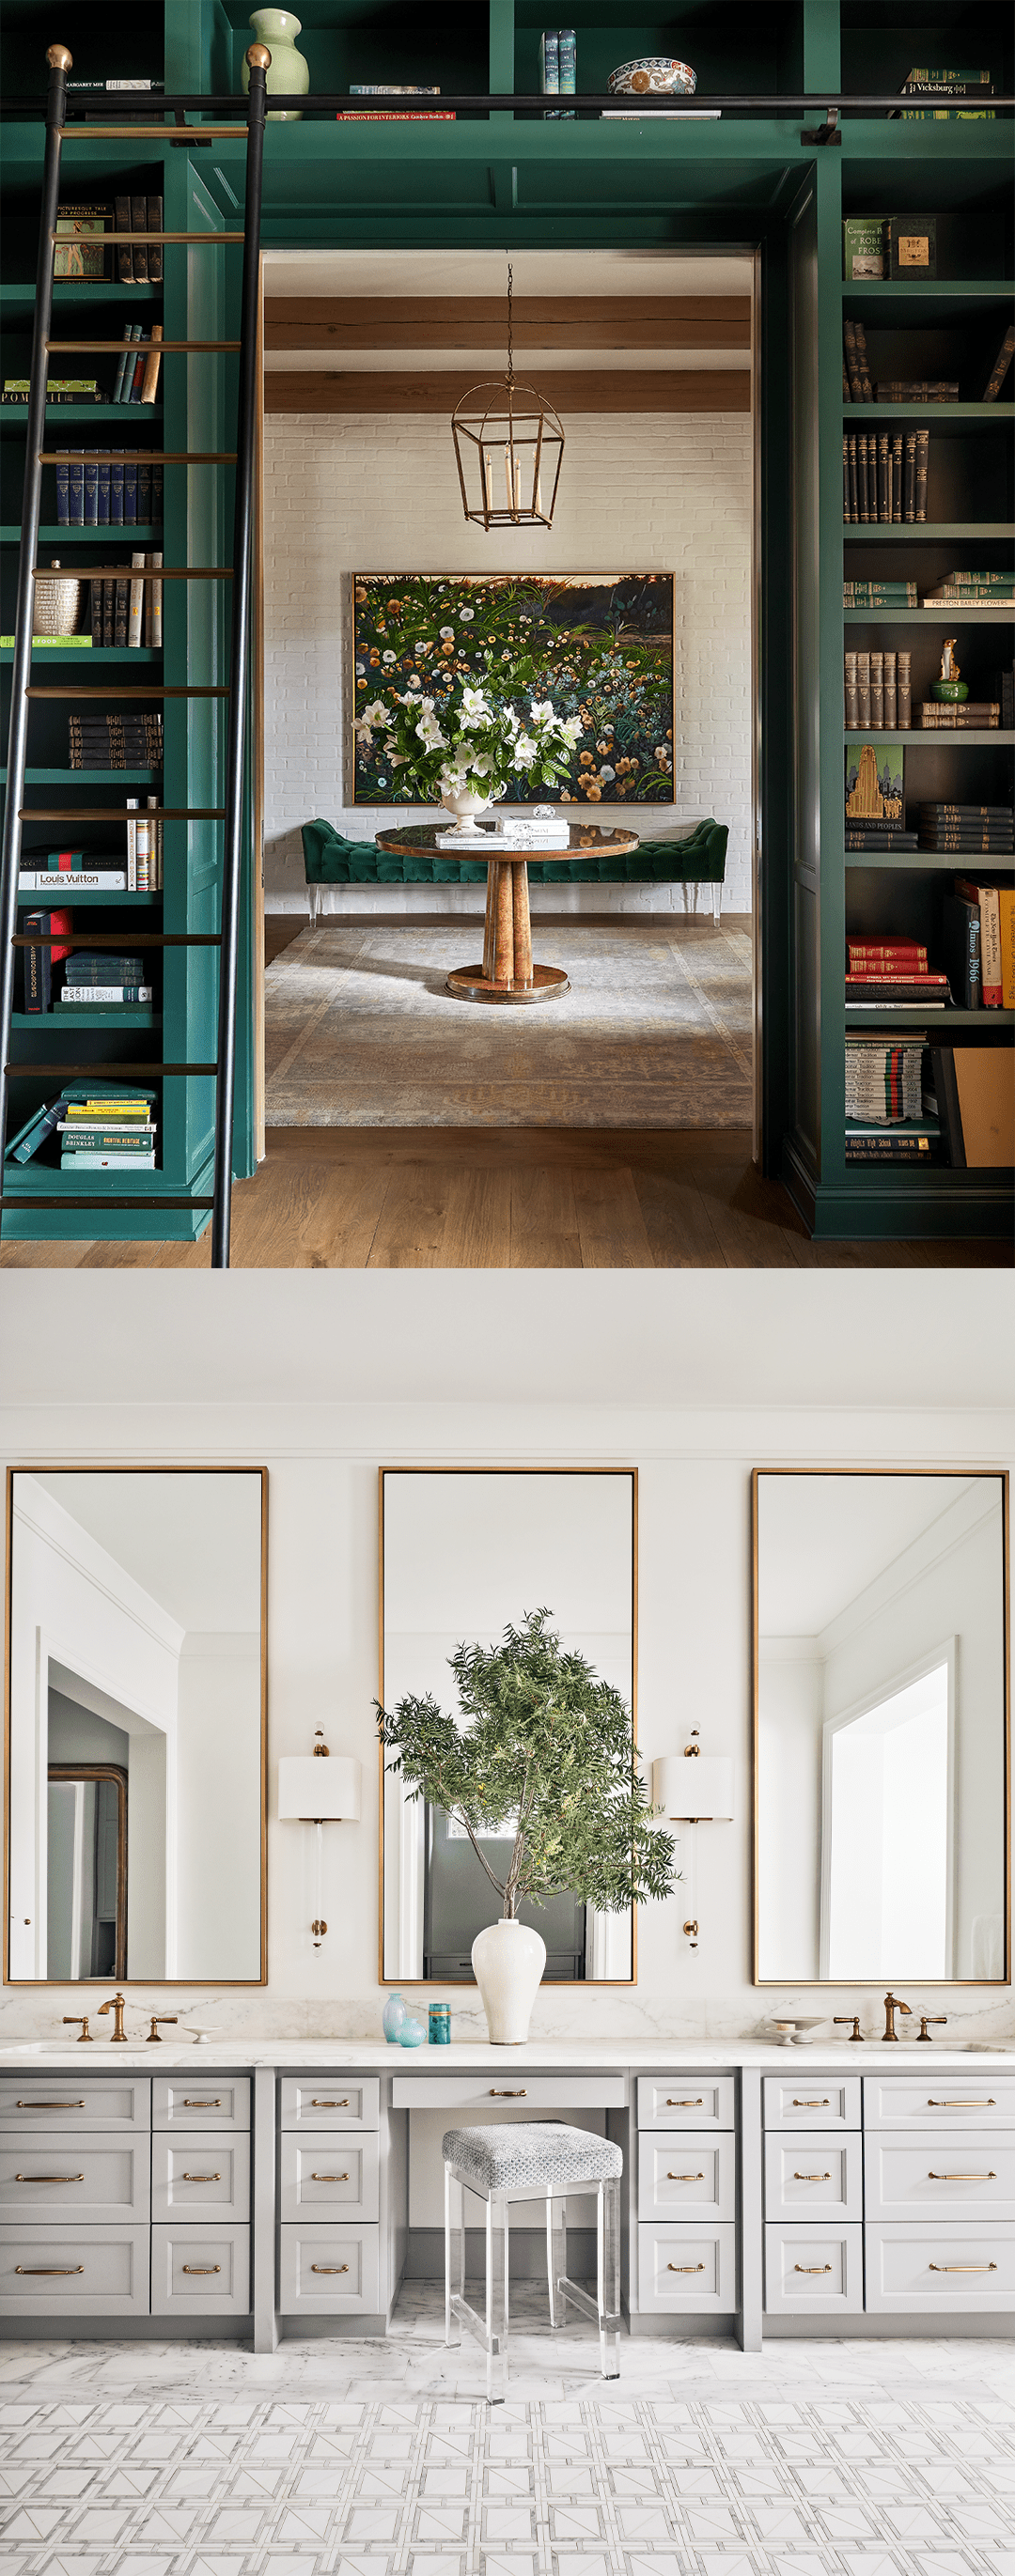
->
[263,409,753,916]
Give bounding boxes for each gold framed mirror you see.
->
[5,1466,269,1985]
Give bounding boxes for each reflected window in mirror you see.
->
[753,1470,1009,1986]
[380,1467,637,1984]
[6,1467,268,1984]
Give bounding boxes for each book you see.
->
[60,987,153,1005]
[123,454,137,524]
[102,576,114,648]
[128,337,148,403]
[847,941,928,960]
[941,894,983,1008]
[844,582,917,602]
[845,741,904,825]
[842,319,862,404]
[852,321,874,403]
[334,107,455,118]
[84,450,99,526]
[954,881,1004,1003]
[2,381,102,403]
[914,426,929,521]
[147,551,163,649]
[891,429,903,520]
[845,1133,931,1157]
[540,31,560,102]
[147,196,164,287]
[109,452,124,522]
[18,870,128,892]
[23,908,73,1012]
[897,69,994,122]
[67,451,84,524]
[141,325,163,405]
[137,457,151,523]
[112,324,140,405]
[888,215,937,279]
[54,204,109,280]
[114,194,133,286]
[558,29,577,110]
[936,569,1014,588]
[917,706,1000,729]
[874,382,957,403]
[55,1125,157,1148]
[89,578,102,645]
[983,324,1015,403]
[60,1149,156,1169]
[842,216,887,282]
[130,194,148,287]
[55,451,70,526]
[128,549,146,648]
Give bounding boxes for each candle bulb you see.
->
[535,473,542,519]
[514,458,523,513]
[506,445,515,512]
[484,453,493,518]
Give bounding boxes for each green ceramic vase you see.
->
[242,8,309,120]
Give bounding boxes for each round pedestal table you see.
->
[374,823,641,1003]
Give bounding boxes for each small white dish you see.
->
[772,2017,826,2046]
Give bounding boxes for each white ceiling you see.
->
[262,246,753,373]
[31,1471,262,1634]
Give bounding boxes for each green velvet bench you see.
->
[301,816,728,928]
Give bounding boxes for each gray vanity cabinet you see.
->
[277,2082,384,2319]
[633,2076,738,2318]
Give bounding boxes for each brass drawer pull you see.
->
[928,2098,996,2108]
[793,2172,832,2182]
[311,2261,350,2274]
[182,2264,221,2275]
[929,2260,997,2273]
[667,2172,705,2182]
[666,2261,705,2273]
[15,2172,84,2183]
[794,2263,833,2273]
[182,2099,223,2109]
[793,2100,830,2109]
[928,2171,996,2181]
[489,2088,526,2098]
[311,2172,350,2183]
[15,2263,84,2274]
[666,2098,703,2107]
[180,2172,221,2183]
[312,2098,350,2108]
[15,2100,85,2110]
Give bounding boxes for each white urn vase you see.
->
[471,1917,546,2044]
[440,786,492,836]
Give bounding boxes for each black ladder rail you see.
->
[212,41,269,1268]
[0,42,269,1260]
[0,43,69,1191]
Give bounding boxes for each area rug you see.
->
[264,922,753,1129]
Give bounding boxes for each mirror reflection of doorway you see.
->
[423,1804,586,1981]
[46,1763,127,1981]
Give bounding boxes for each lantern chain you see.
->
[506,262,514,391]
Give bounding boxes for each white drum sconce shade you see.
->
[278,1731,361,1949]
[652,1731,734,1952]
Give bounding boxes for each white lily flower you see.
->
[514,734,539,768]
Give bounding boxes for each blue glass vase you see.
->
[382,1992,407,2042]
[398,2013,427,2047]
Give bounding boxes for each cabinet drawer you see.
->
[279,2130,380,2222]
[151,2133,250,2222]
[280,2078,379,2131]
[637,2077,734,2131]
[764,2133,862,2223]
[152,2078,250,2132]
[865,2133,1015,2222]
[637,2222,736,2312]
[764,2223,864,2315]
[637,2132,735,2222]
[279,2223,381,2315]
[763,2076,860,2131]
[865,2221,1015,2313]
[150,2224,250,2315]
[391,2073,626,2111]
[864,2073,1015,2129]
[0,2078,150,2134]
[0,2134,148,2223]
[0,2224,149,2316]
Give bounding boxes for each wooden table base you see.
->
[445,853,570,1005]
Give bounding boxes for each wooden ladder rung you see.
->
[19,807,226,822]
[5,1062,218,1078]
[47,340,242,353]
[11,934,223,948]
[26,687,230,700]
[39,452,238,463]
[30,566,232,581]
[59,123,250,138]
[51,231,245,244]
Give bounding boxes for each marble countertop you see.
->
[1,2038,1011,2072]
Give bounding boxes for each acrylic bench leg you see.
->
[487,2188,509,2403]
[599,2179,620,2379]
[445,2165,464,2346]
[547,2193,567,2330]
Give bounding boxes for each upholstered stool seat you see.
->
[443,2120,622,2401]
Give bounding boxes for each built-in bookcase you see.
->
[0,10,256,1242]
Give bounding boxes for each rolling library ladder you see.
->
[0,41,268,1265]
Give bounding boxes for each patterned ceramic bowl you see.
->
[608,57,696,98]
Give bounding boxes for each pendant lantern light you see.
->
[451,262,565,531]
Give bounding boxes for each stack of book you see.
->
[918,804,1014,857]
[874,380,957,403]
[844,580,917,609]
[894,67,994,120]
[845,937,950,1010]
[845,1033,935,1159]
[68,711,163,769]
[113,194,164,283]
[88,552,162,649]
[55,453,162,528]
[111,323,162,405]
[18,847,128,893]
[58,1085,157,1171]
[336,86,455,119]
[945,873,1014,1011]
[2,378,101,405]
[917,698,1000,730]
[843,427,928,523]
[920,569,1015,610]
[50,196,164,281]
[57,951,152,1012]
[539,30,576,115]
[23,907,73,1012]
[844,650,910,731]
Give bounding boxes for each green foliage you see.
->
[376,1607,677,1921]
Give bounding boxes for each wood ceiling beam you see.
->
[264,371,751,415]
[263,295,752,353]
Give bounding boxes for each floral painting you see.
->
[351,572,675,804]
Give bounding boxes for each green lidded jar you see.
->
[429,2003,451,2046]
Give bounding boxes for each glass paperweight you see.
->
[382,1992,408,2043]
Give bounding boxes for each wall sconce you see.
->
[652,1730,734,1951]
[278,1729,361,1948]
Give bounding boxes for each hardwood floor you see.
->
[3,1125,1009,1268]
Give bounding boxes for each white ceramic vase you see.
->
[440,787,492,836]
[471,1917,546,2044]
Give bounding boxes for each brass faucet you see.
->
[917,2014,947,2042]
[834,2014,863,2042]
[62,2013,93,2042]
[147,2016,178,2043]
[882,1992,913,2042]
[98,1994,129,2042]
